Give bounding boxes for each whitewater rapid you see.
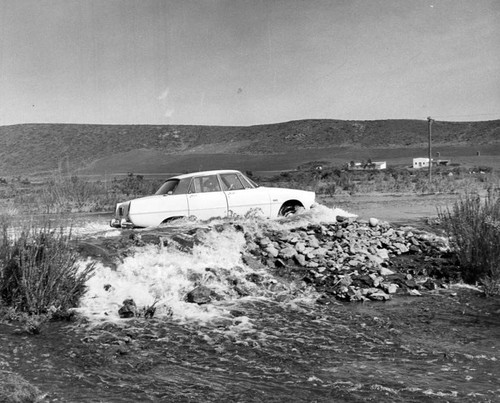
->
[77,204,357,325]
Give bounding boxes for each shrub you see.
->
[438,192,500,295]
[0,221,95,316]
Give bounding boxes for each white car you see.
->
[110,169,316,228]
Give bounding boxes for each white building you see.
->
[413,158,431,169]
[373,161,387,170]
[413,157,450,168]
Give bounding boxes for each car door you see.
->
[219,172,271,217]
[128,178,190,227]
[187,174,228,220]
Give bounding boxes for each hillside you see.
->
[0,119,499,176]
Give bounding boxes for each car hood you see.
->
[260,186,315,196]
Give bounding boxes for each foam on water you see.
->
[77,204,354,326]
[71,221,121,238]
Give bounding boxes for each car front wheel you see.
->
[279,202,303,217]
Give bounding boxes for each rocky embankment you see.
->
[242,217,455,303]
[80,216,458,313]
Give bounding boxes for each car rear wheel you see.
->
[162,216,185,224]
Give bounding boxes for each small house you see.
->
[413,158,431,169]
[372,161,387,170]
[413,158,450,168]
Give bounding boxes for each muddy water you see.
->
[1,204,499,402]
[3,292,499,402]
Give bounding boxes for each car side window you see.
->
[174,178,191,195]
[220,174,245,191]
[188,178,201,194]
[190,175,221,193]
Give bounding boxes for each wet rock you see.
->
[422,278,440,290]
[245,272,264,284]
[186,286,213,304]
[404,279,419,289]
[377,248,390,260]
[393,242,409,254]
[279,246,297,259]
[259,237,271,247]
[409,244,422,254]
[234,286,250,297]
[367,290,391,301]
[265,245,279,257]
[118,299,137,318]
[246,240,260,253]
[241,254,266,271]
[274,258,286,268]
[368,254,385,265]
[338,275,353,287]
[244,218,453,303]
[143,300,159,319]
[294,242,306,253]
[307,261,319,268]
[229,310,245,317]
[294,254,307,266]
[381,283,398,294]
[266,258,276,268]
[379,267,394,276]
[170,234,195,251]
[352,275,374,288]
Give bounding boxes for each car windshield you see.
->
[240,174,258,188]
[155,177,191,195]
[155,179,179,195]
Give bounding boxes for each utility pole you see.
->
[427,117,433,184]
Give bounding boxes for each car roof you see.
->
[169,170,242,180]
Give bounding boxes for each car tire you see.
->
[162,216,184,224]
[279,203,302,217]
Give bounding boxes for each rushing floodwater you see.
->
[2,204,499,402]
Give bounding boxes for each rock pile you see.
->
[245,217,450,302]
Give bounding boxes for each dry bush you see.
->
[438,190,500,295]
[0,219,95,316]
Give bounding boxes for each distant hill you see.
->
[0,119,499,176]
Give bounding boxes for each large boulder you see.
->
[118,299,137,318]
[186,286,213,304]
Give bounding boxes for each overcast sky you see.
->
[1,0,499,126]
